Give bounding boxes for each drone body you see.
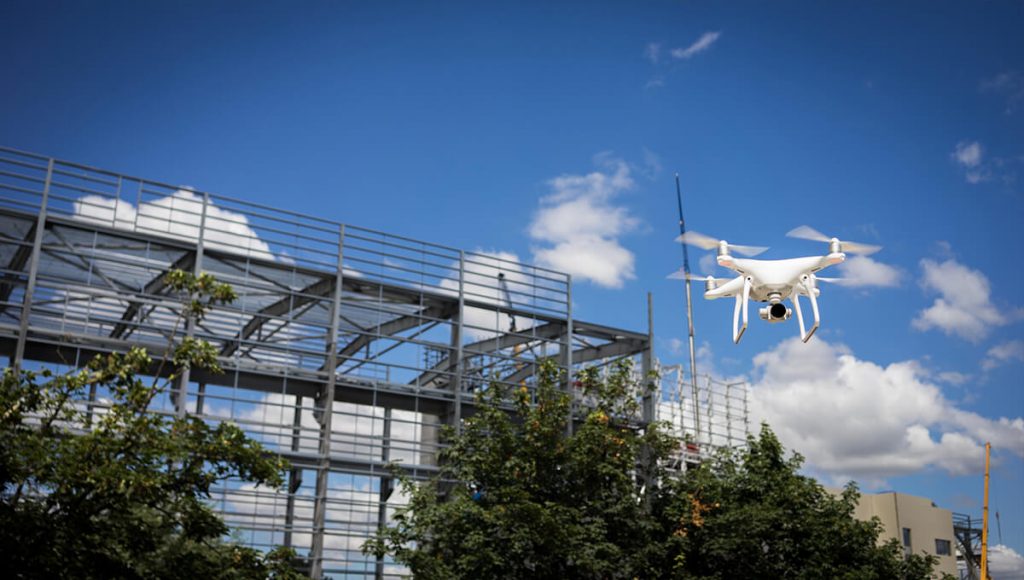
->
[672,227,881,344]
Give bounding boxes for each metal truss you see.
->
[0,146,679,578]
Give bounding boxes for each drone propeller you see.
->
[786,225,881,255]
[813,276,852,285]
[666,269,732,283]
[676,231,769,257]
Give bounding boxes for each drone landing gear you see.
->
[791,275,820,343]
[732,276,752,344]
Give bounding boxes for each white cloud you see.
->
[644,42,661,64]
[980,70,1024,115]
[953,141,983,168]
[668,337,684,356]
[670,31,721,60]
[645,77,665,90]
[640,148,662,179]
[951,141,995,184]
[73,189,277,262]
[529,156,639,288]
[989,544,1024,580]
[912,258,1019,342]
[835,255,902,288]
[982,339,1024,371]
[750,337,1024,482]
[936,370,971,386]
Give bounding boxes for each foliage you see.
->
[365,359,948,580]
[363,359,675,579]
[0,271,304,579]
[659,423,952,580]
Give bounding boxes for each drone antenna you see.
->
[675,173,702,444]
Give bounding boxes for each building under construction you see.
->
[0,146,748,578]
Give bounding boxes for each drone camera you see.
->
[759,302,792,323]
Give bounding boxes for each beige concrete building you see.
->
[850,491,958,578]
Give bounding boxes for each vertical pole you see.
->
[743,383,750,437]
[176,191,208,416]
[674,174,701,443]
[640,292,655,508]
[311,225,345,579]
[453,251,465,434]
[375,407,393,580]
[981,441,991,580]
[14,158,53,371]
[560,274,574,436]
[725,381,733,445]
[642,292,654,423]
[283,395,303,549]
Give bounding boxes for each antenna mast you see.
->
[981,441,991,580]
[675,173,701,443]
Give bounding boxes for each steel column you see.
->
[310,224,344,579]
[13,157,52,371]
[374,407,393,580]
[452,250,465,434]
[175,191,208,416]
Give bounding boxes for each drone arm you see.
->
[732,276,751,344]
[792,275,820,343]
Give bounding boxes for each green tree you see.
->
[363,359,676,579]
[660,423,950,580]
[0,271,304,579]
[365,356,948,580]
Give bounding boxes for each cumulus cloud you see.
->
[912,258,1019,342]
[835,255,902,288]
[982,339,1024,371]
[73,189,277,261]
[529,156,639,288]
[750,337,1024,482]
[670,31,721,60]
[989,544,1024,580]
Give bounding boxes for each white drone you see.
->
[670,225,881,344]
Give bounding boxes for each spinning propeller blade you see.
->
[814,276,851,285]
[666,269,730,283]
[786,225,882,255]
[675,231,768,257]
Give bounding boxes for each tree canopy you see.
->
[0,271,302,579]
[365,360,948,580]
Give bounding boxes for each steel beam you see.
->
[412,321,565,388]
[14,158,51,370]
[109,251,195,339]
[222,275,334,357]
[502,336,647,386]
[0,222,36,311]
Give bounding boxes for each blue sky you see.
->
[3,0,1023,565]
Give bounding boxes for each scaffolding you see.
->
[0,146,747,578]
[657,364,750,471]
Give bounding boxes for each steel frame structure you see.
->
[0,146,747,578]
